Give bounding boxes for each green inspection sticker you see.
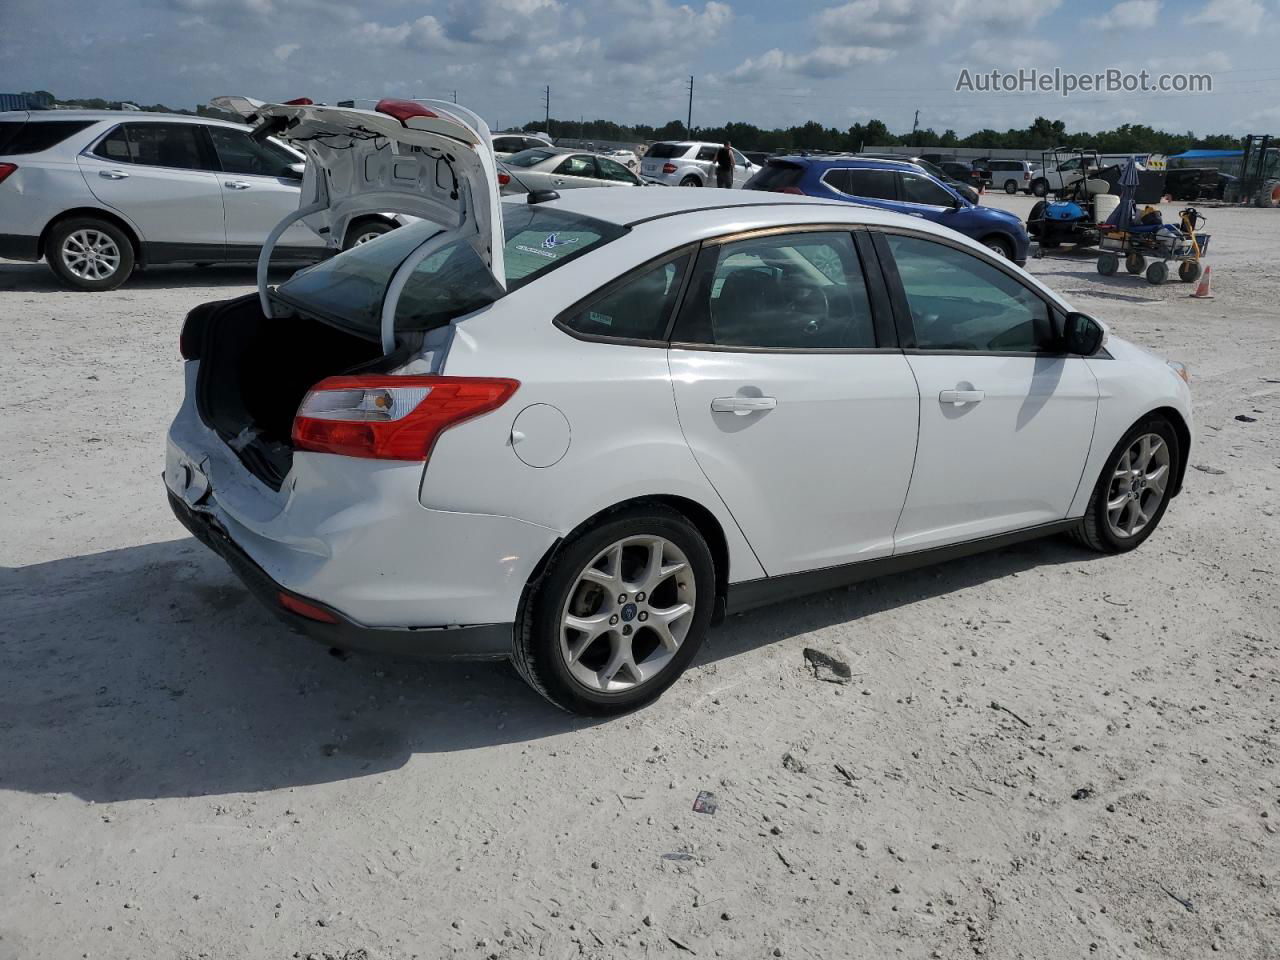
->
[588,311,613,326]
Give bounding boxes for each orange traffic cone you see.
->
[1189,265,1214,299]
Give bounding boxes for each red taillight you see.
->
[278,592,339,623]
[283,97,314,106]
[0,163,17,186]
[498,172,511,186]
[662,162,677,174]
[375,98,438,125]
[778,186,804,195]
[292,375,519,461]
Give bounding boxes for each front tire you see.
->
[982,235,1013,260]
[46,217,135,291]
[513,504,715,716]
[1072,417,1179,553]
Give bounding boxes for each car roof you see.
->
[533,186,950,234]
[0,109,250,130]
[773,154,922,172]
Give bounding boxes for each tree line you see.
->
[522,114,1243,155]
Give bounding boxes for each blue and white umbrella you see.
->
[1110,156,1141,232]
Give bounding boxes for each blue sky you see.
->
[4,0,1277,135]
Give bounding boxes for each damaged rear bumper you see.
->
[168,490,513,660]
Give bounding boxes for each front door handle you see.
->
[939,389,985,406]
[98,169,129,180]
[711,396,777,414]
[225,180,252,190]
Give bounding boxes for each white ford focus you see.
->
[167,99,1193,716]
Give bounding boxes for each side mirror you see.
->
[282,162,305,181]
[1063,312,1105,356]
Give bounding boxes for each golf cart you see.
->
[1026,148,1119,251]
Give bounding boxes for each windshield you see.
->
[646,143,689,159]
[505,148,557,168]
[273,204,626,339]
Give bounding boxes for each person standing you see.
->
[715,141,734,188]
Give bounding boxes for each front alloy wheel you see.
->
[1073,417,1179,553]
[513,504,715,715]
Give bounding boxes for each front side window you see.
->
[885,234,1053,353]
[207,126,297,177]
[556,155,596,177]
[560,254,691,341]
[595,156,638,183]
[732,149,748,166]
[900,173,955,206]
[673,231,876,350]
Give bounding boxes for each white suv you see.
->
[167,98,1193,716]
[984,159,1038,194]
[639,141,758,187]
[0,109,400,290]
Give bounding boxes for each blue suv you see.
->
[744,156,1030,265]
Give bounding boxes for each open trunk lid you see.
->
[209,96,505,291]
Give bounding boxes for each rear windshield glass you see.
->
[645,143,688,159]
[746,161,803,191]
[505,148,556,168]
[274,204,626,338]
[0,120,93,155]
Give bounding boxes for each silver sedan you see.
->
[499,147,644,196]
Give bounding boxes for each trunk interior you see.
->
[194,295,384,490]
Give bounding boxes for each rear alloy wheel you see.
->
[679,175,702,187]
[1072,417,1179,553]
[513,504,715,716]
[343,219,395,250]
[1004,180,1018,194]
[47,217,135,291]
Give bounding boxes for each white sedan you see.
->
[168,98,1193,716]
[499,146,644,195]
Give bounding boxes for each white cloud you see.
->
[963,37,1058,69]
[356,15,451,52]
[273,42,300,61]
[441,0,564,46]
[605,0,733,64]
[817,0,1061,47]
[1110,0,1160,27]
[1185,0,1264,32]
[727,44,892,81]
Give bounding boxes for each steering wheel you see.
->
[781,280,830,336]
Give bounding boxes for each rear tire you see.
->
[1097,253,1119,276]
[1004,179,1018,194]
[1031,178,1049,197]
[679,175,702,187]
[342,218,395,250]
[1125,252,1145,274]
[1178,260,1202,284]
[1146,261,1168,285]
[1071,417,1179,554]
[513,503,716,716]
[46,217,135,291]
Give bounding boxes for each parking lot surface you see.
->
[2,196,1278,959]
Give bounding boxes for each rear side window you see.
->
[886,234,1052,352]
[673,231,877,350]
[560,254,691,341]
[506,149,554,168]
[695,146,718,161]
[0,120,93,155]
[207,126,296,176]
[93,123,210,170]
[841,168,897,200]
[645,143,688,159]
[747,161,803,191]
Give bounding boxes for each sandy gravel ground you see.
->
[1,196,1277,960]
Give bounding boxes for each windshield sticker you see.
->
[542,232,579,250]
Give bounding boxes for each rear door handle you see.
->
[711,396,777,414]
[939,389,985,406]
[225,180,251,190]
[98,169,129,180]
